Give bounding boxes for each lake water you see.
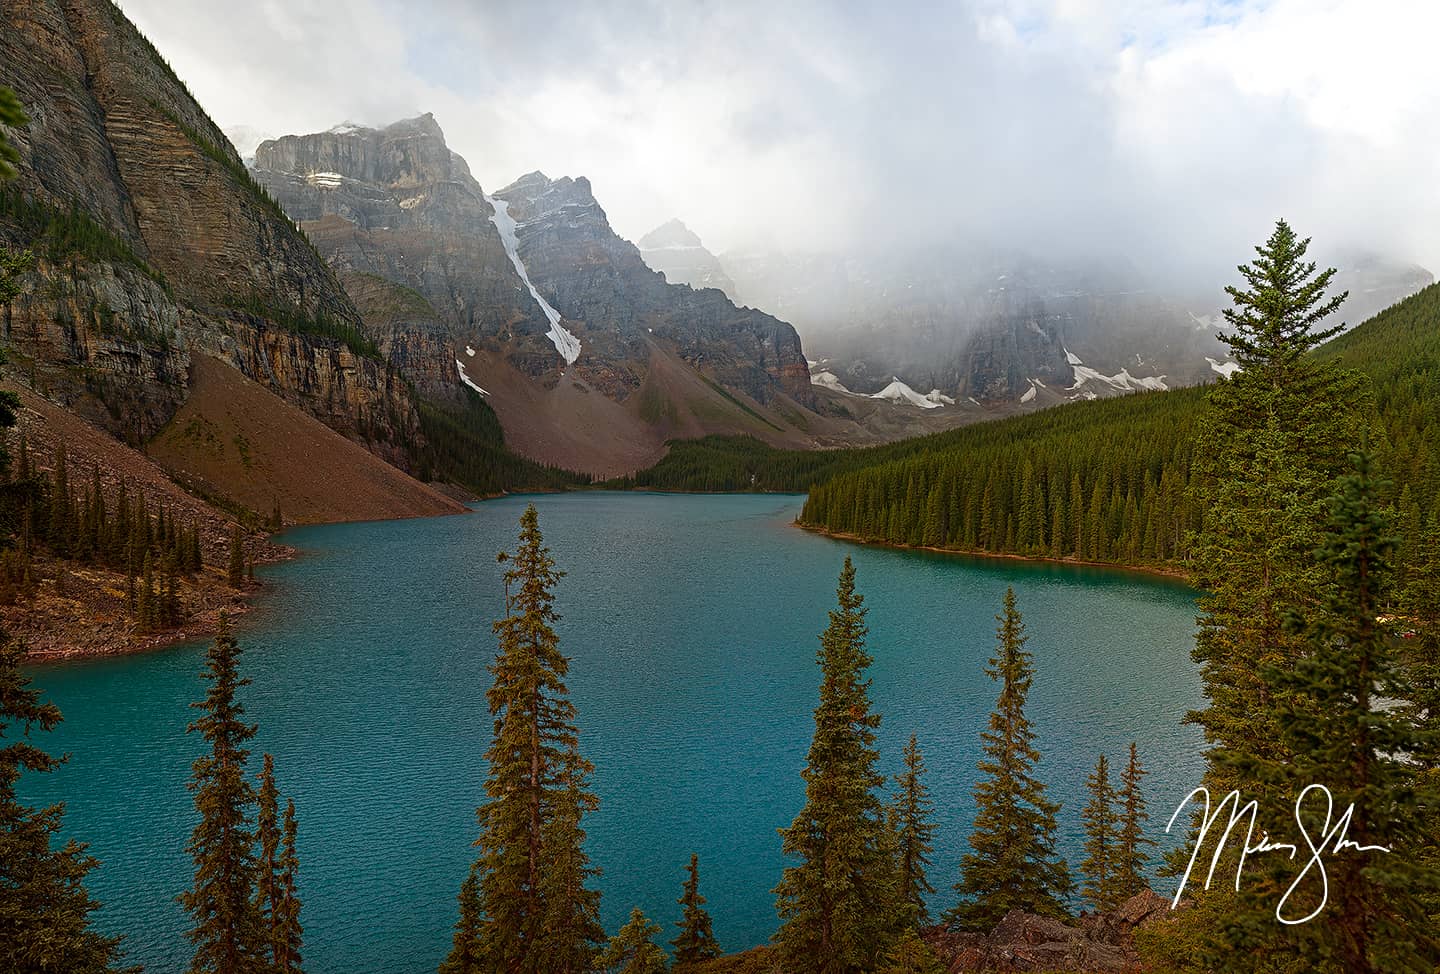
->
[24,492,1203,972]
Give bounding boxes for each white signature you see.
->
[1165,784,1391,924]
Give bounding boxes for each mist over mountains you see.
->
[635,216,1433,405]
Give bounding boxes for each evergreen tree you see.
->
[255,754,283,969]
[1190,220,1369,800]
[1079,753,1121,912]
[889,734,936,924]
[774,558,899,971]
[597,908,667,974]
[1152,224,1377,970]
[439,864,482,974]
[1242,452,1440,971]
[0,629,130,973]
[273,800,302,974]
[137,552,155,632]
[671,853,720,966]
[876,928,944,974]
[534,746,604,973]
[180,615,267,974]
[444,505,602,973]
[948,588,1070,930]
[1216,219,1346,379]
[1114,743,1152,900]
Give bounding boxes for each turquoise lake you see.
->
[24,492,1204,972]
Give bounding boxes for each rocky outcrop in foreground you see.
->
[930,891,1173,972]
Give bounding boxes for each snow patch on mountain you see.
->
[871,378,943,408]
[1020,381,1037,404]
[486,195,582,365]
[1064,347,1084,366]
[456,359,489,396]
[811,371,856,395]
[926,389,956,405]
[1068,365,1169,394]
[1206,357,1242,378]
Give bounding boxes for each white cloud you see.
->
[116,0,1440,274]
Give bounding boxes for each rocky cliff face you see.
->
[253,115,546,366]
[253,117,813,414]
[638,219,737,296]
[0,0,420,461]
[493,172,812,405]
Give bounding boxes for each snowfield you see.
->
[1067,364,1169,394]
[486,195,582,365]
[811,370,857,395]
[1206,357,1242,378]
[871,378,943,408]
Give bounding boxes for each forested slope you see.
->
[624,282,1440,570]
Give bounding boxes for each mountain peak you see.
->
[639,219,703,251]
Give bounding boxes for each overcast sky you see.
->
[118,0,1440,280]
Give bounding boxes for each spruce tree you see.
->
[876,928,945,974]
[1079,753,1120,912]
[0,629,129,973]
[1159,223,1377,969]
[1114,743,1152,900]
[1244,452,1440,972]
[255,754,283,969]
[534,746,604,973]
[1111,743,1157,899]
[773,557,899,971]
[439,864,483,974]
[1190,219,1369,801]
[671,853,720,966]
[889,734,936,924]
[274,800,302,974]
[597,908,667,974]
[137,552,155,632]
[180,615,267,974]
[948,588,1070,930]
[445,505,602,973]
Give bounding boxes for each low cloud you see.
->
[118,0,1440,281]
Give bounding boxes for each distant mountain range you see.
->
[636,220,1433,411]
